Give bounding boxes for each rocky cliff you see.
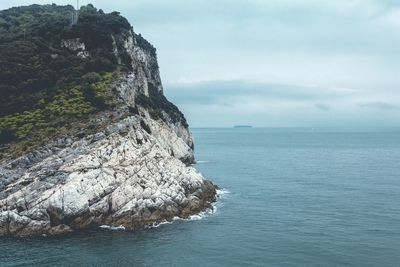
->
[0,5,216,236]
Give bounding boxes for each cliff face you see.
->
[0,5,216,236]
[114,30,194,163]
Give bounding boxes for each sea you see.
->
[1,127,400,266]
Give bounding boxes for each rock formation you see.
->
[0,5,216,237]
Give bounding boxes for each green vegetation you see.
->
[0,4,186,159]
[0,4,132,116]
[0,72,119,156]
[0,4,132,157]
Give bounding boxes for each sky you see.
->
[1,0,400,127]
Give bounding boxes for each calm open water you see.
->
[1,128,400,267]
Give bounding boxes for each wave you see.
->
[147,204,217,229]
[99,225,126,231]
[196,160,210,164]
[216,188,230,198]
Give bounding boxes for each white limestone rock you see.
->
[0,112,216,236]
[0,29,216,236]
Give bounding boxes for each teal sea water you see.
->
[1,128,400,266]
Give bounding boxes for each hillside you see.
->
[0,4,185,159]
[0,4,216,237]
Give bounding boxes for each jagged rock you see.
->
[0,25,216,237]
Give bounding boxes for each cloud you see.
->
[358,101,397,110]
[165,80,399,127]
[166,80,355,104]
[1,0,400,126]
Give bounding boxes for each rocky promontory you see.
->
[0,4,216,236]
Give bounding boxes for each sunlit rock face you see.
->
[0,28,215,237]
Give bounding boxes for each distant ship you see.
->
[234,125,253,128]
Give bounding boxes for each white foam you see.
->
[99,225,126,231]
[196,160,210,164]
[174,205,217,222]
[216,188,231,198]
[145,220,173,229]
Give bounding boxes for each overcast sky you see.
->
[2,0,400,127]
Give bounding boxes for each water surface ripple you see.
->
[1,128,399,266]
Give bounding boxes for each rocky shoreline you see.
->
[0,11,217,237]
[0,109,217,237]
